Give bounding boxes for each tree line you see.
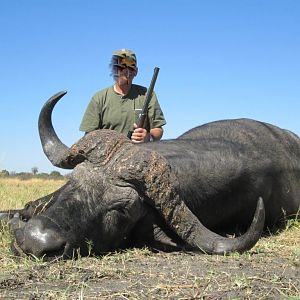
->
[0,167,65,180]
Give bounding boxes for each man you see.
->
[79,49,166,143]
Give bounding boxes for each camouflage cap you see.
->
[112,49,137,69]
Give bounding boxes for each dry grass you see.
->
[0,177,65,210]
[0,178,299,299]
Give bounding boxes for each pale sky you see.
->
[1,0,299,174]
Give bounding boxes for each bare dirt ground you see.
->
[0,225,299,300]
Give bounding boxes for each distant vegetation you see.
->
[0,167,66,180]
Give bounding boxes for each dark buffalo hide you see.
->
[2,92,299,259]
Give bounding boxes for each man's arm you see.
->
[147,92,166,141]
[150,127,163,141]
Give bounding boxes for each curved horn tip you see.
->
[58,90,67,96]
[48,90,67,102]
[254,196,265,222]
[187,196,266,255]
[56,90,67,96]
[214,196,266,255]
[257,196,264,209]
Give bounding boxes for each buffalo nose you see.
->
[15,217,66,257]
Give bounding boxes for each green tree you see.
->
[0,170,9,177]
[31,167,38,175]
[49,171,63,178]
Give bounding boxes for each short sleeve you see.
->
[79,95,102,133]
[148,92,166,129]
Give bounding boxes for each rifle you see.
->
[127,67,160,139]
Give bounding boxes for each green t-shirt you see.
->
[79,84,166,135]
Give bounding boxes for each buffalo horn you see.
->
[161,196,265,254]
[38,91,74,169]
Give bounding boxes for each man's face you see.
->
[114,66,137,85]
[111,55,138,85]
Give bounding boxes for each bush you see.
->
[0,170,9,177]
[36,173,51,179]
[49,171,63,178]
[18,173,33,181]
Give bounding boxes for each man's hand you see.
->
[131,124,150,143]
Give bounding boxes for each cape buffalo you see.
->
[2,91,300,258]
